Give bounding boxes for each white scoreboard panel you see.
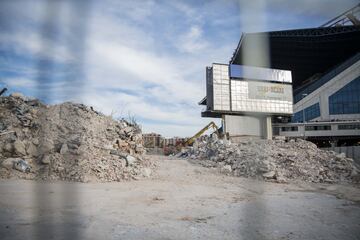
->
[231,80,293,114]
[210,63,293,114]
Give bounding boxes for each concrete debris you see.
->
[141,167,152,178]
[126,155,137,166]
[13,159,30,173]
[41,155,51,165]
[1,158,19,170]
[262,171,276,179]
[13,140,26,156]
[0,158,30,173]
[59,143,69,155]
[10,92,27,101]
[0,94,154,182]
[26,143,38,157]
[180,136,360,183]
[220,164,232,174]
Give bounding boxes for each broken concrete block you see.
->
[275,175,287,183]
[3,143,13,153]
[26,143,39,157]
[117,139,129,148]
[32,138,39,145]
[336,152,346,160]
[60,143,69,155]
[221,165,232,174]
[122,127,133,135]
[1,158,19,170]
[41,155,51,164]
[14,140,26,156]
[126,155,137,166]
[39,140,54,154]
[262,171,276,179]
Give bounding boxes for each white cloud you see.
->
[104,0,155,22]
[0,0,233,137]
[0,31,73,63]
[3,0,356,137]
[1,77,37,88]
[177,25,209,53]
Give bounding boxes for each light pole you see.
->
[301,93,308,139]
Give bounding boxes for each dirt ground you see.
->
[1,156,360,240]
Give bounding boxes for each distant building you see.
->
[143,133,189,149]
[143,133,163,148]
[163,137,187,146]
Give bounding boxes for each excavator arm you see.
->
[184,121,219,146]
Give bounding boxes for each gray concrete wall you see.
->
[224,115,272,140]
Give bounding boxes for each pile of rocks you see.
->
[0,93,153,182]
[180,135,359,183]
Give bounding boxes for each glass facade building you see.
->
[329,77,360,115]
[292,77,360,123]
[292,103,320,122]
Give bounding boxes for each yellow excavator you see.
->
[162,121,221,155]
[184,121,220,146]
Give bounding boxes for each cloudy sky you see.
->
[0,0,358,137]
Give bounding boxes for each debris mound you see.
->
[0,93,153,182]
[180,135,359,183]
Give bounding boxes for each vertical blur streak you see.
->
[35,0,58,102]
[237,0,270,238]
[34,0,91,239]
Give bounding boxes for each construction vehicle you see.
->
[162,122,221,155]
[184,121,220,146]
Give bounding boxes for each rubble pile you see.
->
[0,93,153,182]
[181,136,359,183]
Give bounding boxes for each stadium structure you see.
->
[200,4,360,146]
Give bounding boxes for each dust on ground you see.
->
[1,156,359,240]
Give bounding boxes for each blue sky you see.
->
[0,0,358,137]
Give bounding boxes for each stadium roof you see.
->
[230,25,360,90]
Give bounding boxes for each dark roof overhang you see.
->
[230,26,360,90]
[201,110,293,118]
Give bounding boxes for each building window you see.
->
[292,111,303,123]
[338,124,360,130]
[305,125,331,131]
[304,103,320,121]
[292,103,320,122]
[281,126,298,132]
[329,77,360,115]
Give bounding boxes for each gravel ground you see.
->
[1,156,360,240]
